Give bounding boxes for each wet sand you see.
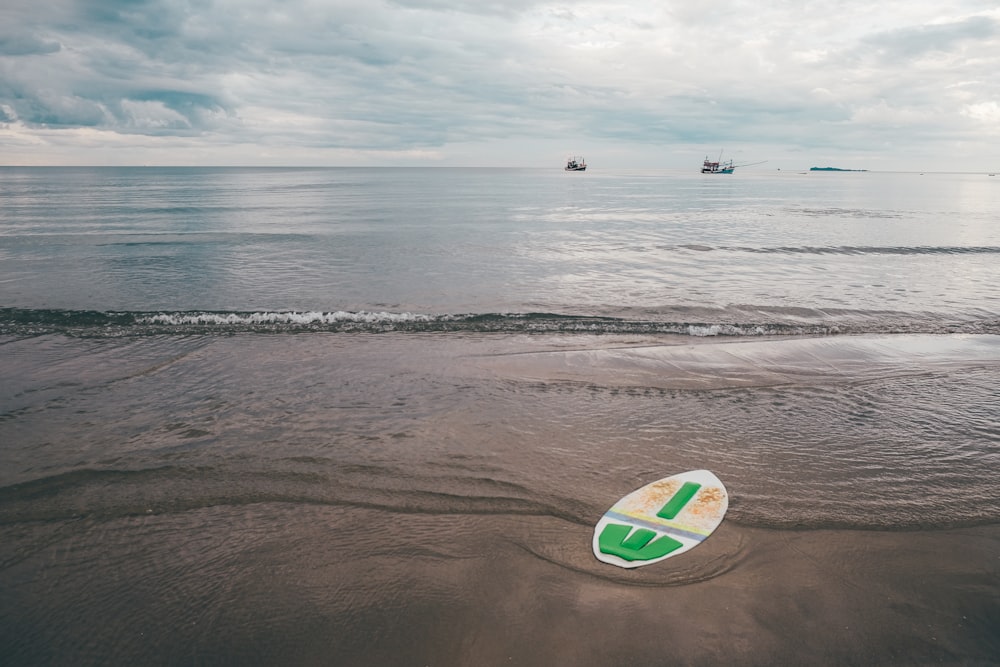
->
[2,503,997,666]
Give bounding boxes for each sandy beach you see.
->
[3,499,997,665]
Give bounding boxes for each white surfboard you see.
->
[593,469,728,568]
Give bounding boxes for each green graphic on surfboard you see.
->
[593,470,728,568]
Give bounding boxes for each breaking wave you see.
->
[2,307,998,338]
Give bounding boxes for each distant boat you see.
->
[701,154,735,174]
[701,151,766,174]
[565,156,587,171]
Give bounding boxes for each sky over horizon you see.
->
[2,0,999,170]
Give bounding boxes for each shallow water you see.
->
[4,331,999,528]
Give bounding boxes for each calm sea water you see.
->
[3,166,1000,333]
[1,167,999,665]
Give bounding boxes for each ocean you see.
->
[1,166,998,665]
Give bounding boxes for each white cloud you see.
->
[962,101,1000,127]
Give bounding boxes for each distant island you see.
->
[809,167,868,172]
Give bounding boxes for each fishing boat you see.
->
[701,151,766,174]
[701,155,735,174]
[565,156,587,171]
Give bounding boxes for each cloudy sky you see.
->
[2,0,999,170]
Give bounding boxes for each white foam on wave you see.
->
[687,324,780,337]
[138,310,441,325]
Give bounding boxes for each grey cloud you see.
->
[0,0,235,133]
[863,15,997,59]
[0,33,61,56]
[385,0,543,18]
[77,0,188,40]
[2,0,540,144]
[10,91,110,128]
[2,58,230,133]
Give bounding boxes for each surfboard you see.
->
[593,469,728,568]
